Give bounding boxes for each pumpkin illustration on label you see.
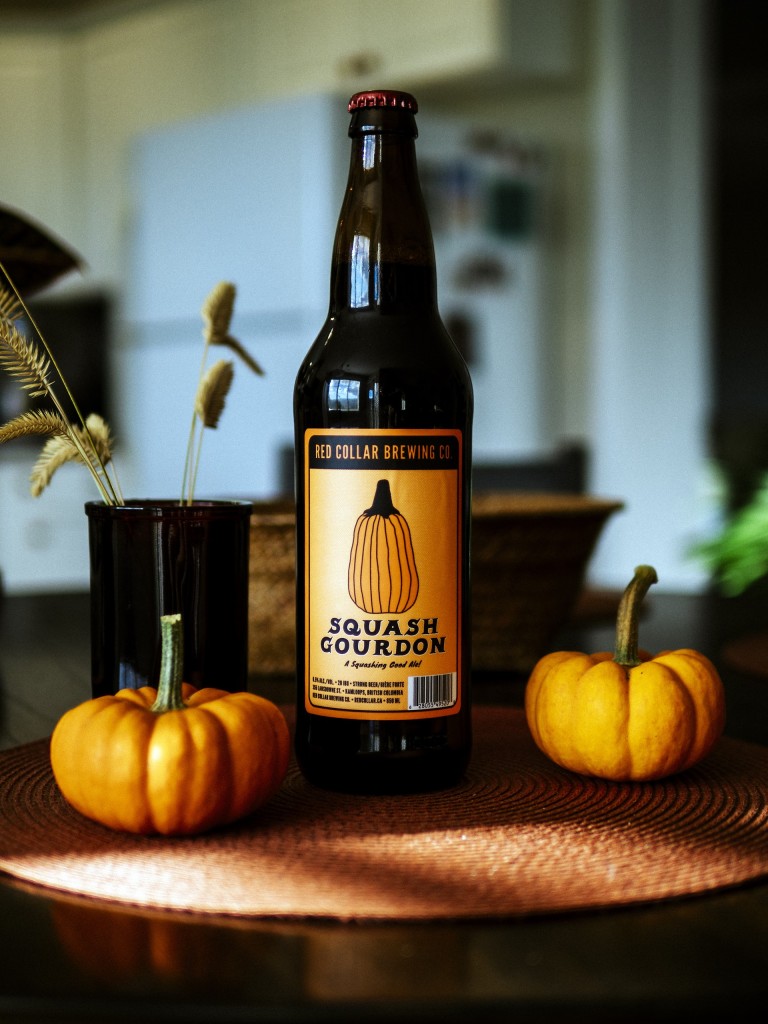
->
[348,479,420,614]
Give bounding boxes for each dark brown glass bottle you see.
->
[293,90,473,793]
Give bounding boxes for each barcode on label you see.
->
[408,672,457,710]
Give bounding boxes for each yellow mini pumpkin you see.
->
[50,613,290,835]
[348,478,419,614]
[525,565,726,781]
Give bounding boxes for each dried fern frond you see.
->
[30,434,81,496]
[202,282,236,345]
[195,359,234,428]
[0,320,53,397]
[0,285,23,324]
[28,412,114,497]
[81,413,114,466]
[0,409,68,444]
[0,261,121,504]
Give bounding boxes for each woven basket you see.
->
[248,493,622,678]
[471,493,623,673]
[248,500,296,677]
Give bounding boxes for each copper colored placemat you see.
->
[1,707,767,920]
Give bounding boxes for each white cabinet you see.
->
[235,0,579,90]
[1,0,580,296]
[323,0,579,87]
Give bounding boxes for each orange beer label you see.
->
[304,428,463,720]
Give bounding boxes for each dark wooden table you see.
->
[1,586,768,1023]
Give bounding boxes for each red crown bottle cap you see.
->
[348,91,418,113]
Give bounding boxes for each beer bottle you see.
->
[293,90,473,792]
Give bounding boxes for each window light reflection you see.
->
[327,378,361,412]
[350,233,370,308]
[362,134,376,171]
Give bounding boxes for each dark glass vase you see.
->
[85,499,252,697]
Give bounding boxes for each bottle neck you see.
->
[330,115,438,314]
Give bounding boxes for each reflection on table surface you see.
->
[1,587,768,1023]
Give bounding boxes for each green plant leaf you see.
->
[691,473,768,595]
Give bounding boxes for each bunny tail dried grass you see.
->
[217,334,264,376]
[202,281,263,375]
[182,281,264,503]
[0,321,53,397]
[0,409,68,445]
[202,282,236,345]
[195,359,234,428]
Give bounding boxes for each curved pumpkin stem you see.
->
[151,613,187,713]
[367,478,398,518]
[614,564,658,671]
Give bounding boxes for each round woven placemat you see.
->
[1,707,767,920]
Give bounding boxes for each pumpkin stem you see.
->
[613,564,658,671]
[367,478,398,518]
[151,613,187,713]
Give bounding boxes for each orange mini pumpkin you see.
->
[50,614,290,835]
[525,565,726,781]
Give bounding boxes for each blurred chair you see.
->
[472,442,587,495]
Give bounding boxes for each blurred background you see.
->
[0,0,765,597]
